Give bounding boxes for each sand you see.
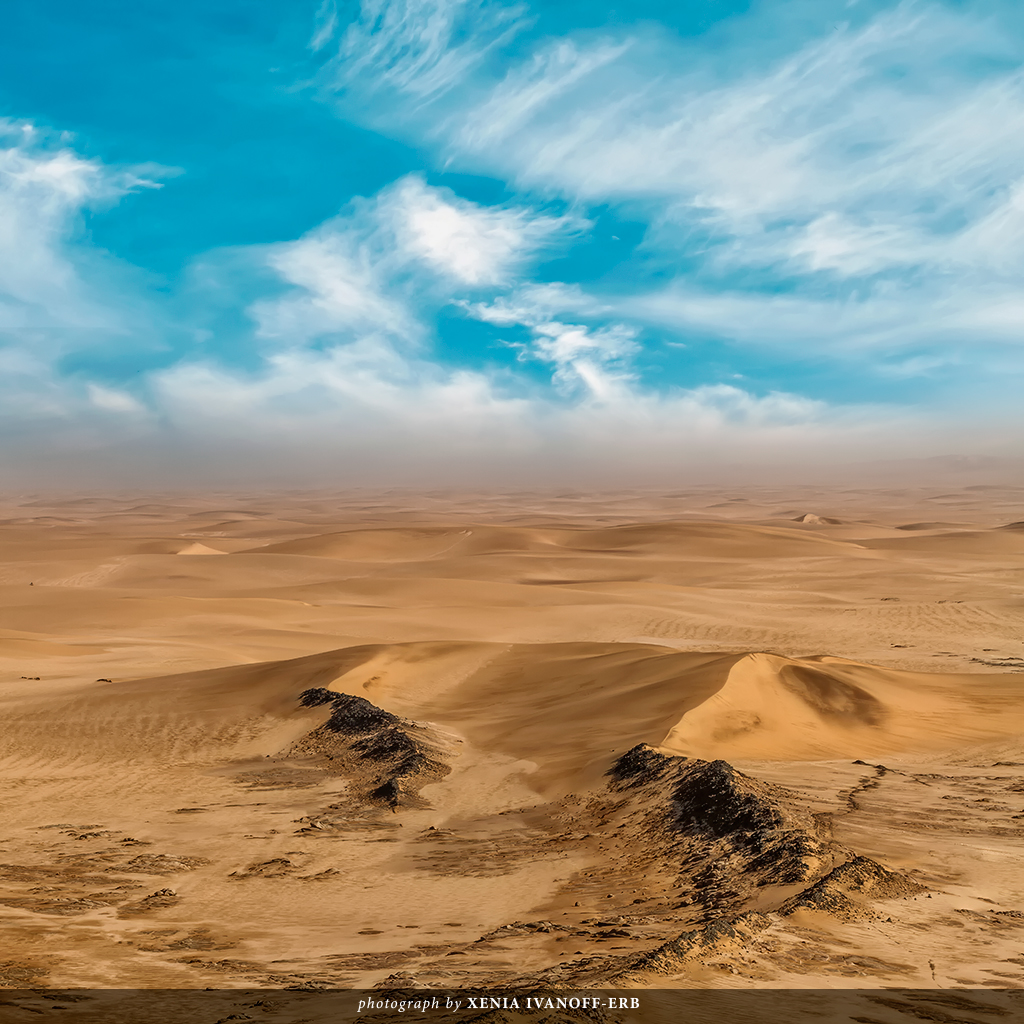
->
[0,485,1022,995]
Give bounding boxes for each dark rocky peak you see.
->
[609,745,811,841]
[669,758,792,837]
[606,743,678,785]
[298,688,399,734]
[292,689,450,810]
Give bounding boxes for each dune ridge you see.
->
[7,641,1017,777]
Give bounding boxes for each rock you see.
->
[632,912,772,974]
[290,689,452,810]
[607,743,676,785]
[609,746,834,887]
[780,856,928,921]
[124,854,208,874]
[299,689,400,734]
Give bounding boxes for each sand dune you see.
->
[660,652,1022,760]
[0,487,1022,996]
[177,542,226,556]
[11,638,1019,777]
[255,520,857,564]
[861,529,1024,554]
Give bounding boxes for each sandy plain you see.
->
[0,485,1022,1013]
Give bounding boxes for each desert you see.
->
[8,0,1024,1021]
[0,484,1021,1022]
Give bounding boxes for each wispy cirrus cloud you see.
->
[314,0,527,102]
[464,289,638,399]
[316,0,1024,376]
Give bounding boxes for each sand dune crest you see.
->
[659,651,1021,760]
[177,542,226,555]
[6,640,1017,776]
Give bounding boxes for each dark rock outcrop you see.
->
[609,745,834,889]
[606,742,675,785]
[779,855,927,921]
[299,688,399,733]
[290,688,451,809]
[631,912,772,974]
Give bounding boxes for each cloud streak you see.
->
[319,0,1024,370]
[317,0,527,102]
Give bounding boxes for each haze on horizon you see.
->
[2,0,1024,488]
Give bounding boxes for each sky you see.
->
[2,0,1024,488]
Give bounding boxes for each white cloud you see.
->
[0,123,114,326]
[453,38,631,154]
[432,4,1010,233]
[0,121,171,455]
[461,281,608,325]
[0,119,169,359]
[258,228,419,343]
[154,341,527,428]
[317,0,1024,364]
[318,0,527,103]
[464,287,638,398]
[309,0,339,52]
[86,384,146,414]
[784,213,918,276]
[253,174,579,344]
[136,337,902,489]
[389,176,578,285]
[676,384,825,427]
[528,321,638,399]
[618,277,1024,365]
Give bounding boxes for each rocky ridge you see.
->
[607,744,840,914]
[288,688,453,808]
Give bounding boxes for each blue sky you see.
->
[1,0,1023,486]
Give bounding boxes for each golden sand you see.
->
[0,486,1021,990]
